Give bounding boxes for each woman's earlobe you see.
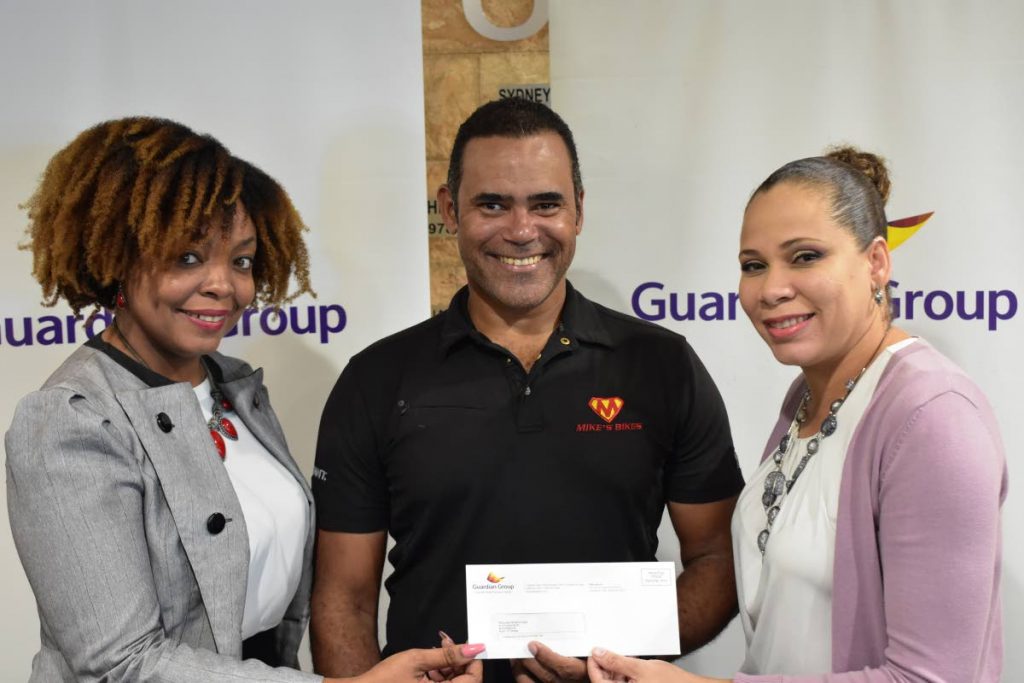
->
[867,235,892,280]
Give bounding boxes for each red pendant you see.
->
[210,430,226,459]
[220,397,233,411]
[219,417,238,440]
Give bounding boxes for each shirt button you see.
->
[560,337,571,345]
[505,357,513,365]
[156,413,174,433]
[524,386,532,396]
[206,513,227,535]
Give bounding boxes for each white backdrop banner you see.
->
[551,0,1021,678]
[3,1,1021,679]
[0,1,427,678]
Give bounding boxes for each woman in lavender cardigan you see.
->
[589,148,1006,683]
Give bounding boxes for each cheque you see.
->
[465,562,680,659]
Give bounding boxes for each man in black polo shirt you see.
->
[310,98,744,683]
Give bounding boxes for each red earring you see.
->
[115,288,127,308]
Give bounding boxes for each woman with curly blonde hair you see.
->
[6,117,483,682]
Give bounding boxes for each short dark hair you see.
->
[446,98,583,214]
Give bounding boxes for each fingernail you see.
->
[438,630,453,642]
[592,647,607,656]
[461,643,486,657]
[528,642,539,656]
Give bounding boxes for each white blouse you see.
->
[732,339,915,675]
[193,379,308,640]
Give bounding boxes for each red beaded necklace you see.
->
[110,318,238,460]
[206,387,238,459]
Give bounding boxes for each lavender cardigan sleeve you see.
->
[735,340,1007,683]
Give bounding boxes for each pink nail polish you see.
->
[438,630,453,642]
[461,643,486,657]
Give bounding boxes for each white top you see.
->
[193,379,308,640]
[732,338,915,675]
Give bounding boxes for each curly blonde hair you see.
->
[23,116,314,313]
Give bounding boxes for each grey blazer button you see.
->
[156,413,174,433]
[206,513,227,535]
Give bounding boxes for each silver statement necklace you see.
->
[757,330,890,555]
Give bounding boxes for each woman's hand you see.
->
[333,642,485,683]
[587,648,729,683]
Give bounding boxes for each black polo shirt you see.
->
[313,283,742,679]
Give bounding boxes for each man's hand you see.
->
[511,640,588,682]
[431,629,475,681]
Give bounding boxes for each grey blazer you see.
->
[5,344,322,682]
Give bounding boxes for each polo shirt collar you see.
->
[437,286,475,354]
[438,280,613,356]
[561,281,614,347]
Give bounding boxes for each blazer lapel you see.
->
[116,383,249,656]
[219,369,314,506]
[218,367,317,628]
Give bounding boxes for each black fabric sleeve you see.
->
[665,340,745,504]
[312,359,390,532]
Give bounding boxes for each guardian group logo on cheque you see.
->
[472,572,514,591]
[632,211,1019,331]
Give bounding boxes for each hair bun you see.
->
[825,145,891,204]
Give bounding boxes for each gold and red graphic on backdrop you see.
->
[888,211,933,250]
